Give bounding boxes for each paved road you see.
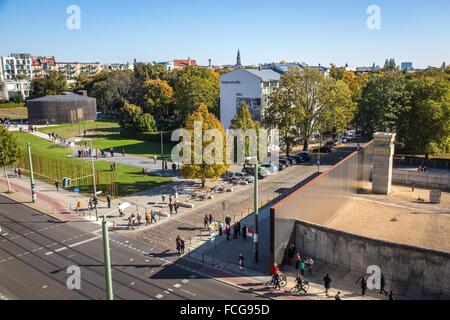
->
[0,195,264,300]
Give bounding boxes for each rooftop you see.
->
[244,68,281,82]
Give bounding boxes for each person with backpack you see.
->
[323,274,332,296]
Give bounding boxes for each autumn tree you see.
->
[229,102,259,162]
[142,78,174,127]
[0,126,21,193]
[180,104,228,188]
[173,67,220,125]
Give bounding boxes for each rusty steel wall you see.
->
[270,142,374,265]
[27,96,97,124]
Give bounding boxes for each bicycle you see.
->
[290,280,310,296]
[265,276,287,289]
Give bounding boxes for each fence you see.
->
[395,155,450,170]
[19,153,118,197]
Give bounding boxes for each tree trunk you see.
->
[303,140,309,152]
[4,166,12,193]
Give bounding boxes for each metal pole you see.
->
[254,161,259,263]
[317,131,321,174]
[102,215,114,300]
[90,140,98,221]
[160,131,164,158]
[27,143,36,203]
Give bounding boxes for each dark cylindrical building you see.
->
[27,94,97,124]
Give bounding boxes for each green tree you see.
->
[173,67,220,125]
[142,78,174,125]
[397,74,450,157]
[359,72,409,136]
[0,126,21,193]
[119,102,156,133]
[31,71,67,98]
[230,102,259,161]
[180,104,228,188]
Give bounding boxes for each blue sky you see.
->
[0,0,449,68]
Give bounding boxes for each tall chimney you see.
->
[208,59,212,69]
[188,57,191,67]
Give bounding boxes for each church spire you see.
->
[236,49,242,68]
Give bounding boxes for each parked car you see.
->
[312,146,332,153]
[261,163,279,174]
[278,159,290,170]
[287,156,298,165]
[294,152,312,163]
[221,171,237,181]
[232,172,255,184]
[241,166,269,179]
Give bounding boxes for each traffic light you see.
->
[62,177,67,188]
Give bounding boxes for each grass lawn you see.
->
[87,134,174,158]
[0,106,28,120]
[39,120,175,158]
[12,132,171,197]
[39,120,120,139]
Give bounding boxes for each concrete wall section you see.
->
[295,220,450,294]
[393,169,450,190]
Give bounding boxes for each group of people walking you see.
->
[175,235,185,255]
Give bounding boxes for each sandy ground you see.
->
[327,185,450,253]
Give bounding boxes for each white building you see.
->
[220,68,281,129]
[0,79,31,102]
[1,53,33,80]
[56,62,102,83]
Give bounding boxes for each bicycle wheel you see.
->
[279,278,287,287]
[290,286,300,296]
[265,280,273,289]
[302,283,310,293]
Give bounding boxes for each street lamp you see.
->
[102,201,130,300]
[246,156,259,263]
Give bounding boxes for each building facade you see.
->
[0,79,31,102]
[0,53,33,80]
[56,62,101,83]
[32,56,57,78]
[220,68,281,129]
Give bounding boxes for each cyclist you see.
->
[271,263,281,290]
[295,273,307,294]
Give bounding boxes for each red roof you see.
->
[32,56,56,66]
[173,59,198,67]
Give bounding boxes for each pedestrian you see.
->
[162,195,166,203]
[169,195,173,205]
[238,254,244,270]
[54,179,59,191]
[151,210,157,224]
[323,274,332,296]
[127,217,133,230]
[172,163,177,171]
[136,212,142,225]
[225,215,231,226]
[110,147,114,157]
[380,274,388,295]
[218,222,223,236]
[174,203,179,214]
[335,291,342,300]
[176,235,181,255]
[355,275,368,297]
[14,166,18,177]
[242,225,247,241]
[122,149,125,157]
[287,243,295,265]
[300,259,306,276]
[113,162,116,171]
[204,214,209,229]
[180,238,185,254]
[17,167,22,179]
[106,194,111,209]
[225,225,231,240]
[233,223,239,239]
[145,211,151,226]
[169,203,174,215]
[88,198,93,210]
[295,253,301,271]
[208,214,213,225]
[119,206,125,217]
[236,220,241,237]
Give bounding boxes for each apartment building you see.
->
[0,79,31,102]
[32,56,57,78]
[0,53,33,80]
[56,62,101,83]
